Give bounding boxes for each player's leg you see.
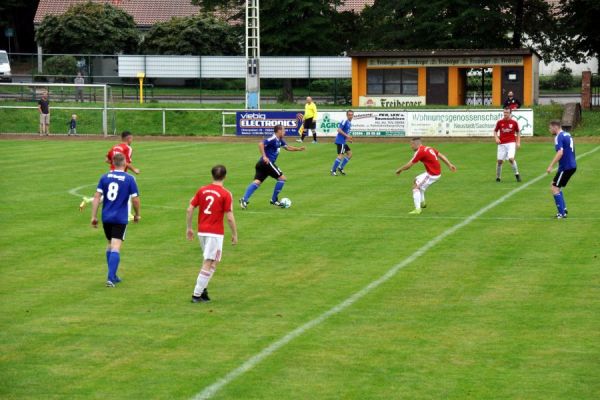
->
[271,175,286,205]
[45,115,50,135]
[551,172,566,217]
[507,143,520,181]
[241,162,266,209]
[339,148,352,174]
[331,145,345,175]
[192,236,223,302]
[409,173,428,214]
[312,121,318,143]
[103,223,125,286]
[496,145,506,181]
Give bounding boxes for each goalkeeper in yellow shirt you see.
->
[297,96,319,143]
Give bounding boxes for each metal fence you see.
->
[4,53,352,104]
[592,74,600,108]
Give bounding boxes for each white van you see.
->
[0,51,12,82]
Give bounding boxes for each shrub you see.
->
[44,56,77,83]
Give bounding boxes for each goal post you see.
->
[0,82,110,136]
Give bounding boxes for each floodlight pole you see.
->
[245,0,260,109]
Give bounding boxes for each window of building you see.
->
[367,68,418,95]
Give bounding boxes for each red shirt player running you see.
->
[105,130,140,174]
[493,107,521,182]
[396,138,456,215]
[186,165,238,303]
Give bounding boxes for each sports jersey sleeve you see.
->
[494,121,501,133]
[129,177,139,197]
[410,148,423,163]
[96,176,105,193]
[555,134,564,152]
[190,191,201,208]
[223,191,233,212]
[513,121,520,133]
[281,138,288,148]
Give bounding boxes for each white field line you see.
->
[191,145,600,400]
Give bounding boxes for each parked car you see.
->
[0,51,12,82]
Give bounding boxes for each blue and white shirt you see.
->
[96,171,139,224]
[261,134,287,163]
[555,131,577,171]
[335,119,352,145]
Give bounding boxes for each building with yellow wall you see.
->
[348,49,540,108]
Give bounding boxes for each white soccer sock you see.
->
[511,161,519,175]
[420,190,426,204]
[412,189,421,209]
[193,267,214,297]
[496,164,502,178]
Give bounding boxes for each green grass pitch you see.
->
[1,138,599,399]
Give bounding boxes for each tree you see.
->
[35,2,139,54]
[193,0,346,101]
[141,15,241,55]
[557,0,600,72]
[0,0,39,52]
[358,0,554,56]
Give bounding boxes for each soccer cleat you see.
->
[515,174,522,182]
[191,295,208,303]
[113,276,121,284]
[495,178,501,182]
[200,288,211,302]
[330,171,337,176]
[296,139,303,143]
[337,167,346,176]
[79,196,92,211]
[270,200,285,208]
[312,140,317,144]
[106,280,115,288]
[408,208,422,215]
[564,209,568,215]
[420,202,427,209]
[239,198,248,210]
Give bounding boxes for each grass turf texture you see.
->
[1,139,599,399]
[0,102,573,136]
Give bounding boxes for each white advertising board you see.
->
[315,109,534,137]
[359,96,426,107]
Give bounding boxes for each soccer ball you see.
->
[280,198,292,208]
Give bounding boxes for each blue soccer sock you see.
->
[106,250,111,265]
[340,157,350,169]
[272,180,285,202]
[243,182,260,201]
[107,251,120,282]
[553,193,564,215]
[331,158,341,172]
[559,192,566,213]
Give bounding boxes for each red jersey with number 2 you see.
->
[190,184,233,236]
[107,143,132,171]
[411,145,441,176]
[495,119,519,144]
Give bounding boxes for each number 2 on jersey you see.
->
[203,195,215,215]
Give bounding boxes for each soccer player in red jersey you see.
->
[79,131,140,212]
[396,138,456,215]
[186,165,238,303]
[105,131,140,174]
[493,107,521,182]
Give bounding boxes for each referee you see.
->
[298,96,319,143]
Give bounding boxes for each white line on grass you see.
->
[191,145,600,400]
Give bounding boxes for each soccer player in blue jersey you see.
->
[331,110,354,176]
[239,124,305,209]
[546,120,577,219]
[90,153,141,287]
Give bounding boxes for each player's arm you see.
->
[546,149,564,174]
[126,162,140,174]
[131,195,141,222]
[493,124,501,144]
[258,141,269,164]
[438,153,457,172]
[395,159,416,175]
[186,203,196,240]
[225,211,238,245]
[515,125,521,149]
[90,191,102,227]
[284,144,306,152]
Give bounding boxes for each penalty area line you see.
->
[190,145,600,400]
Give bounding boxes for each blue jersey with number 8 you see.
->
[97,171,139,224]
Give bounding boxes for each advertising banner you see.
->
[315,109,534,137]
[236,111,303,136]
[359,96,426,107]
